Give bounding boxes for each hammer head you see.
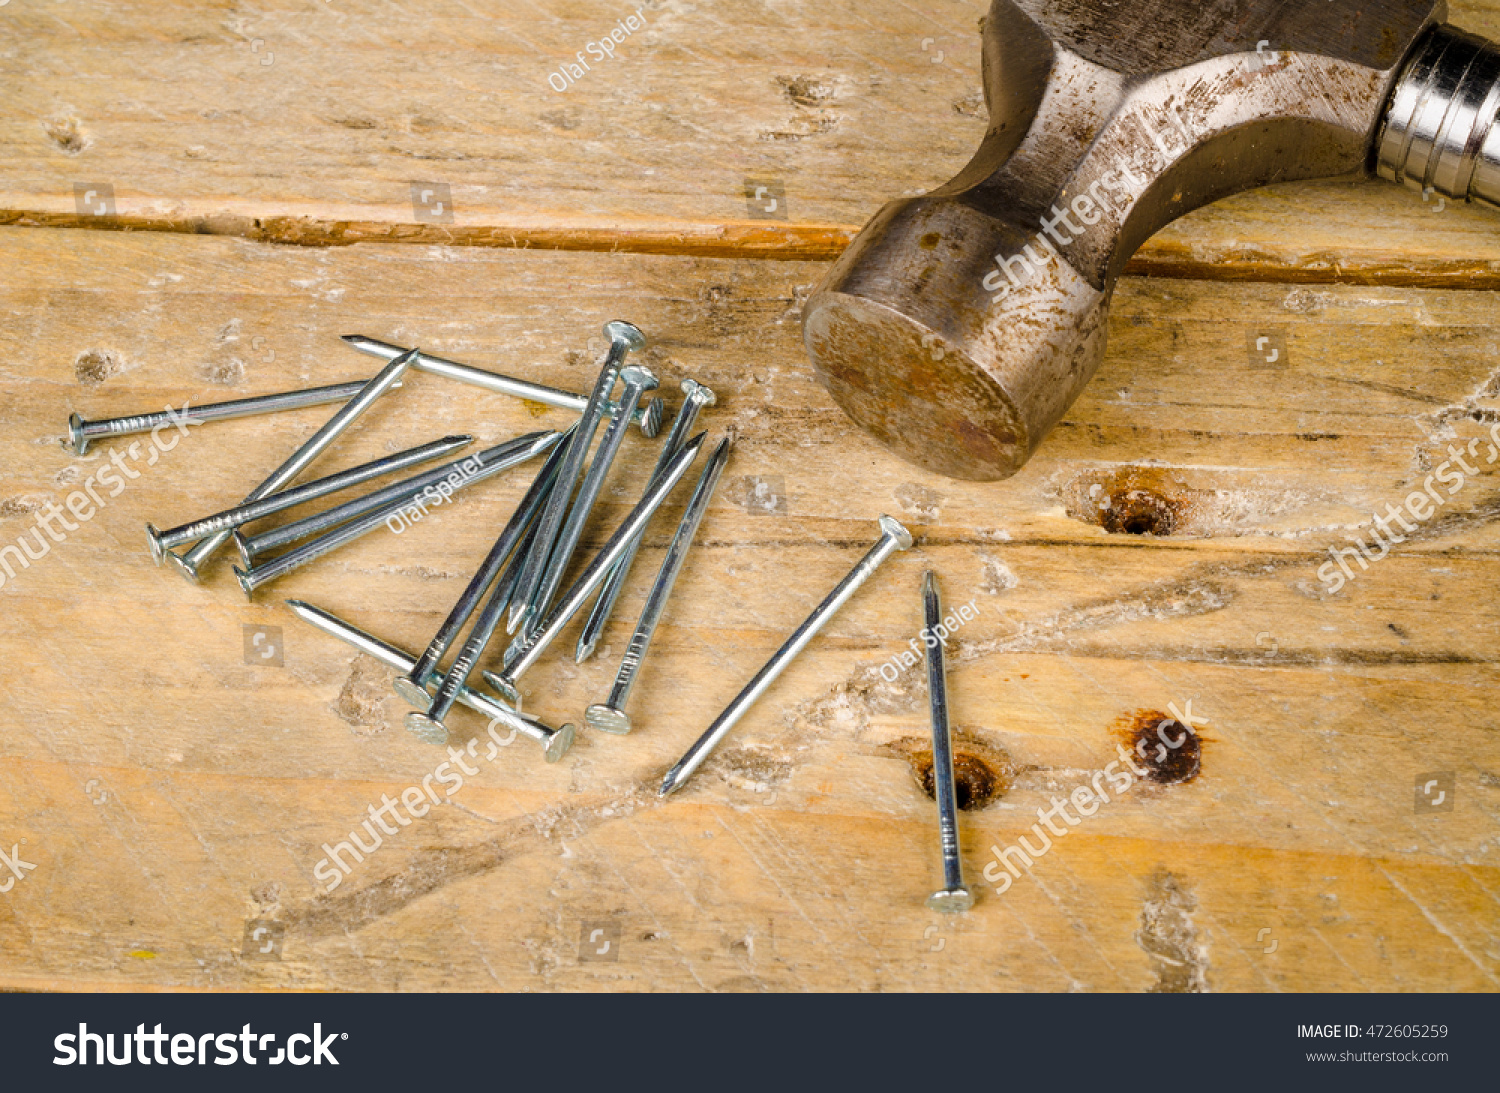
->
[803,0,1443,480]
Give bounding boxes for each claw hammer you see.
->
[803,0,1500,480]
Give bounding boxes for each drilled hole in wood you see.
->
[1103,488,1177,536]
[888,733,1015,811]
[1115,709,1202,785]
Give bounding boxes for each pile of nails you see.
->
[71,322,935,827]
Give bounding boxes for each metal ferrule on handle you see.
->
[1378,23,1500,210]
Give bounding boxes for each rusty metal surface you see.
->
[803,0,1456,481]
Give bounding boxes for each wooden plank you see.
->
[1,1,1498,282]
[0,226,1496,991]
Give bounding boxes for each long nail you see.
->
[659,515,913,797]
[576,378,717,664]
[341,334,664,437]
[233,430,561,596]
[520,362,659,642]
[507,322,644,636]
[391,431,572,709]
[165,349,418,583]
[147,434,472,564]
[585,435,731,735]
[285,599,574,762]
[235,430,560,567]
[482,432,706,705]
[923,570,973,913]
[65,379,386,456]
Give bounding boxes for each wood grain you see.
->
[0,228,1496,991]
[1,0,1499,283]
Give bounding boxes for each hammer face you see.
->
[804,0,1445,481]
[804,195,1108,482]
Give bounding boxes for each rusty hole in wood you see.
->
[1064,466,1192,536]
[889,733,1014,810]
[1115,709,1201,785]
[1103,488,1178,536]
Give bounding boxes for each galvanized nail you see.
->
[585,435,731,735]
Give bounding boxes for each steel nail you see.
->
[576,378,717,664]
[507,322,645,636]
[233,431,562,597]
[391,432,572,708]
[481,432,706,706]
[285,599,574,762]
[65,379,388,457]
[922,570,973,913]
[405,516,547,740]
[659,515,914,797]
[234,430,559,567]
[585,435,731,735]
[341,334,664,437]
[164,349,418,583]
[518,362,659,644]
[147,434,473,564]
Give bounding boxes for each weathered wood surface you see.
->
[2,1,1500,283]
[0,228,1496,992]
